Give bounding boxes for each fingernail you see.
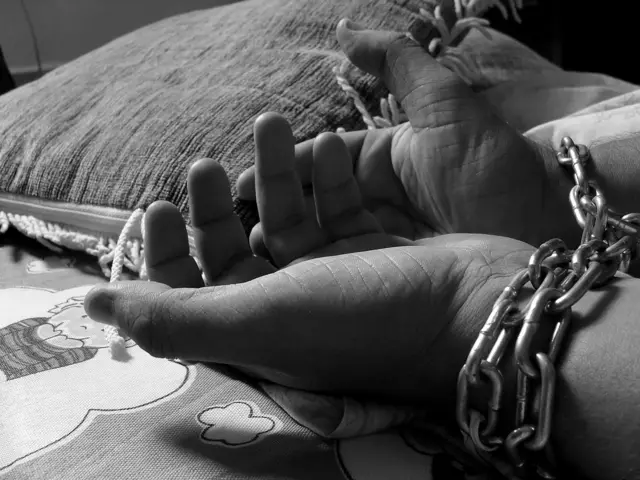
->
[340,18,365,31]
[84,287,115,325]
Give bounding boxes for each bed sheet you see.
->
[0,229,488,480]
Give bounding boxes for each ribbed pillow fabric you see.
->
[0,0,412,234]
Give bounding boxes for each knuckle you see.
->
[127,292,176,359]
[315,173,353,196]
[125,306,157,356]
[320,204,364,230]
[384,35,407,71]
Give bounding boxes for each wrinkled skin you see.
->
[85,116,535,411]
[236,21,572,255]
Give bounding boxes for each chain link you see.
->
[456,136,640,479]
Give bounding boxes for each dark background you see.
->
[0,47,15,94]
[1,1,638,96]
[487,0,638,84]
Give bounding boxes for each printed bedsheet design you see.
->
[0,231,482,480]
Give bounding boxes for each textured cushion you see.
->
[0,0,559,247]
[0,0,419,238]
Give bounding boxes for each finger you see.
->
[249,194,320,262]
[188,158,275,285]
[236,130,368,201]
[84,282,240,362]
[248,222,272,262]
[84,279,288,365]
[312,132,382,240]
[144,201,203,288]
[336,19,472,129]
[254,112,327,266]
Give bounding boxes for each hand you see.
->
[236,20,576,249]
[84,115,535,410]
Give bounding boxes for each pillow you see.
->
[0,0,551,275]
[0,0,402,270]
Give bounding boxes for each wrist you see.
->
[485,275,640,480]
[550,275,640,480]
[529,137,583,247]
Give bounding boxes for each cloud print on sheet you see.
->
[0,286,196,474]
[197,401,283,447]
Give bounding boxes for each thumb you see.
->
[336,19,475,129]
[84,281,264,363]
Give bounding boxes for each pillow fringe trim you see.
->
[0,208,206,358]
[0,209,147,278]
[1,208,146,357]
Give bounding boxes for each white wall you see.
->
[0,0,237,73]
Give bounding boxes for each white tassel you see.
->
[106,208,145,358]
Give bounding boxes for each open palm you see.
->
[237,22,575,248]
[86,114,535,410]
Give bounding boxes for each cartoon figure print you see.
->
[0,286,195,474]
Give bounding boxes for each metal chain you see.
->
[456,136,640,479]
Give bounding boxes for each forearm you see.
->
[551,273,640,479]
[489,272,640,479]
[528,135,640,277]
[490,138,640,477]
[540,135,640,239]
[588,137,640,216]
